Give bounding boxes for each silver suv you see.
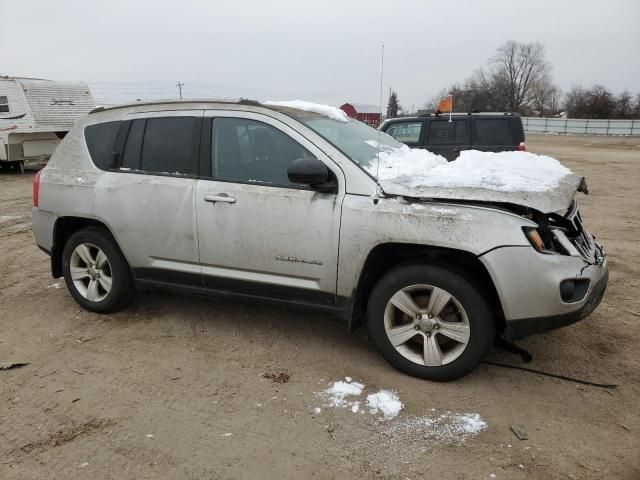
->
[31,100,608,380]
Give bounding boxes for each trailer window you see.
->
[0,96,9,113]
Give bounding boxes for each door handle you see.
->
[204,193,236,204]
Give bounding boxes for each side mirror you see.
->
[287,157,333,189]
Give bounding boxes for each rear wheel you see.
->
[62,227,135,313]
[367,264,495,381]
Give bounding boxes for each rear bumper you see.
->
[505,265,608,340]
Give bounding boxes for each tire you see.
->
[367,264,495,381]
[62,226,135,313]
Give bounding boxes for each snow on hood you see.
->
[370,146,585,213]
[264,100,348,122]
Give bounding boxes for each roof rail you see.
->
[418,111,515,118]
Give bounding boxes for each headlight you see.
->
[523,227,546,253]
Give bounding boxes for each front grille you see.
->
[563,202,598,262]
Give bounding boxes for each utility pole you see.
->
[176,81,184,99]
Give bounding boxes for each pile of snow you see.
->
[316,378,404,419]
[264,100,348,122]
[382,412,487,444]
[324,379,365,407]
[368,144,574,192]
[366,390,403,419]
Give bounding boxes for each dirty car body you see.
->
[31,100,608,380]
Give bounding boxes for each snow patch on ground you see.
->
[316,378,404,419]
[324,379,365,407]
[367,144,573,192]
[264,100,348,122]
[366,390,403,419]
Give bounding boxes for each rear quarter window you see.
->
[84,122,120,170]
[474,119,513,145]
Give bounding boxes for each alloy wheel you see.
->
[69,243,113,302]
[383,284,471,366]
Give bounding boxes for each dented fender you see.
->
[336,194,535,298]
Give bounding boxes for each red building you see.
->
[340,103,381,126]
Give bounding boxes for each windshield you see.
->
[299,116,404,178]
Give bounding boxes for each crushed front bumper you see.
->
[505,264,608,339]
[480,241,608,340]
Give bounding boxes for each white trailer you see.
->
[0,76,95,172]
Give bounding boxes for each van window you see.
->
[84,121,120,170]
[385,121,423,144]
[428,120,453,143]
[212,118,312,185]
[140,117,197,175]
[475,119,512,144]
[454,119,468,142]
[0,96,9,113]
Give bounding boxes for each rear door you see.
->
[94,111,203,287]
[424,118,470,160]
[471,118,516,153]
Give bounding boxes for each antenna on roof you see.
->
[375,44,384,182]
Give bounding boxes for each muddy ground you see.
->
[1,134,639,479]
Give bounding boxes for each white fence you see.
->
[522,117,640,136]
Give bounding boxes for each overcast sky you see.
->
[1,0,639,109]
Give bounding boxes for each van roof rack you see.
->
[418,111,515,117]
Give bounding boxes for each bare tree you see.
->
[490,41,553,112]
[565,85,618,118]
[531,83,562,116]
[634,93,640,118]
[616,90,634,118]
[427,41,557,115]
[422,88,448,112]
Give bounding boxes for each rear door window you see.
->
[140,117,198,175]
[474,119,513,145]
[84,121,120,170]
[385,121,423,144]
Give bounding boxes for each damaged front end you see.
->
[518,199,605,268]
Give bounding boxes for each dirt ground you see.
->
[1,134,639,479]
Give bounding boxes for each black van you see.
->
[379,112,525,161]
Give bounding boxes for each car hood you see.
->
[378,173,587,214]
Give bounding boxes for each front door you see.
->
[195,111,344,306]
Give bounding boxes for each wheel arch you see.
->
[348,242,505,334]
[51,216,121,278]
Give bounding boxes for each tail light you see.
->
[33,170,41,207]
[518,142,526,151]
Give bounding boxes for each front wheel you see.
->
[367,264,495,381]
[62,226,135,313]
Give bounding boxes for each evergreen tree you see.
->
[387,91,400,118]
